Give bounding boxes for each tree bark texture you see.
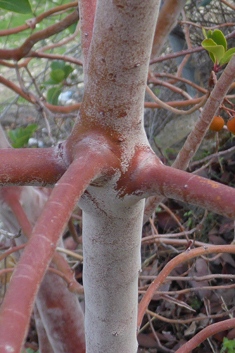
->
[72,1,160,351]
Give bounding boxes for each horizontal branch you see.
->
[28,51,83,66]
[0,144,114,351]
[0,75,81,113]
[0,147,67,187]
[0,2,78,36]
[144,96,203,109]
[0,10,79,61]
[0,73,202,113]
[146,85,208,115]
[128,151,235,220]
[150,29,235,65]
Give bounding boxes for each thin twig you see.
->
[146,308,234,325]
[146,85,208,115]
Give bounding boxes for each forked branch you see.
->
[0,143,115,351]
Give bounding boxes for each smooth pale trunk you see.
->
[81,183,144,353]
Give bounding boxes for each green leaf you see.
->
[50,69,65,83]
[0,0,32,14]
[43,78,61,86]
[63,65,74,79]
[220,48,235,65]
[210,30,227,50]
[201,38,225,64]
[221,337,235,353]
[50,60,65,71]
[8,124,38,148]
[202,28,208,39]
[47,86,63,105]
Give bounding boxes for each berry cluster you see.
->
[209,116,235,134]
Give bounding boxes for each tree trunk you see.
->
[80,188,145,352]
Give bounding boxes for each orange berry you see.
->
[209,116,225,132]
[227,117,235,134]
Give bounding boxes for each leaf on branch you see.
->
[220,48,235,65]
[207,29,227,51]
[47,86,63,105]
[202,39,225,64]
[202,29,235,68]
[0,0,32,14]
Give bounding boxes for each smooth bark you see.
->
[70,1,160,351]
[0,147,66,187]
[0,144,112,351]
[151,0,187,59]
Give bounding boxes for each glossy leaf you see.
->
[220,49,235,65]
[201,38,225,64]
[0,0,32,14]
[209,29,227,50]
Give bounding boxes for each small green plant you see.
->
[221,337,235,353]
[202,29,235,72]
[8,124,38,148]
[44,60,74,105]
[183,210,194,228]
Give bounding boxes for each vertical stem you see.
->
[81,191,145,353]
[79,0,97,77]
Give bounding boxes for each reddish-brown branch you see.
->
[0,10,79,61]
[0,2,78,36]
[0,186,86,351]
[138,244,235,328]
[1,188,33,237]
[0,75,82,113]
[220,0,235,10]
[151,72,207,94]
[174,56,235,170]
[28,51,83,66]
[0,147,67,187]
[150,30,235,65]
[144,97,203,108]
[0,143,115,351]
[179,20,235,30]
[127,151,235,219]
[150,46,204,65]
[0,73,203,113]
[144,55,235,221]
[1,186,82,292]
[79,0,97,75]
[0,244,26,262]
[151,0,187,59]
[175,317,235,353]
